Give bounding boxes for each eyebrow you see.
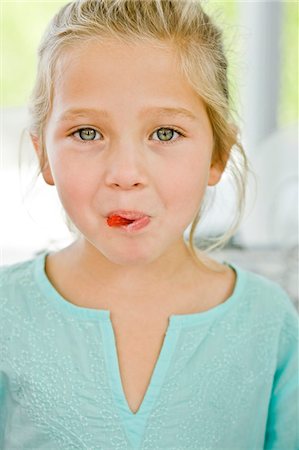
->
[57,106,199,123]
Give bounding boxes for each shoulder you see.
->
[194,250,298,327]
[0,253,44,313]
[219,261,298,374]
[203,250,297,323]
[0,255,36,287]
[229,261,298,339]
[242,266,296,313]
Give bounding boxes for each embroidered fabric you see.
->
[0,252,298,450]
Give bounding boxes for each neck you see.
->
[63,236,198,292]
[45,237,222,316]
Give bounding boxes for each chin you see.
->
[100,245,162,267]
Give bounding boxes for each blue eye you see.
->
[72,128,101,142]
[152,127,183,144]
[71,126,184,144]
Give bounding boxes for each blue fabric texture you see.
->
[0,251,298,450]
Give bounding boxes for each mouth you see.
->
[107,210,150,221]
[107,215,136,227]
[106,210,151,231]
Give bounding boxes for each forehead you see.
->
[55,37,179,80]
[52,38,209,123]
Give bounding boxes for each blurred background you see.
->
[0,0,298,308]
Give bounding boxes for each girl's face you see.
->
[35,39,224,266]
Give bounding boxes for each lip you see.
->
[106,210,150,220]
[120,215,151,232]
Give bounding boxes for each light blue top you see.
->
[0,251,298,450]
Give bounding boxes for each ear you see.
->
[207,161,226,186]
[207,146,231,186]
[30,134,55,186]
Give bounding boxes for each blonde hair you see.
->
[28,0,252,269]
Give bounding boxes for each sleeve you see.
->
[0,371,7,446]
[0,268,9,445]
[264,294,299,450]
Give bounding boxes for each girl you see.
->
[1,1,298,449]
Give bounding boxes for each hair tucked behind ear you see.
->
[27,0,254,269]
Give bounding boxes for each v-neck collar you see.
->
[100,314,181,448]
[33,250,247,328]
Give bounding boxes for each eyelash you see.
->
[70,126,185,145]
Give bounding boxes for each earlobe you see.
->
[207,163,224,186]
[40,161,55,186]
[30,133,40,155]
[30,133,55,186]
[208,148,230,186]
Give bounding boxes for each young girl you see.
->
[1,1,298,449]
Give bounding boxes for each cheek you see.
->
[163,155,210,210]
[50,155,95,208]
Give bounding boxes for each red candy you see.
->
[107,215,134,227]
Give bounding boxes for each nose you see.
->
[104,142,148,190]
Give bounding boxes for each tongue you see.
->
[107,215,135,227]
